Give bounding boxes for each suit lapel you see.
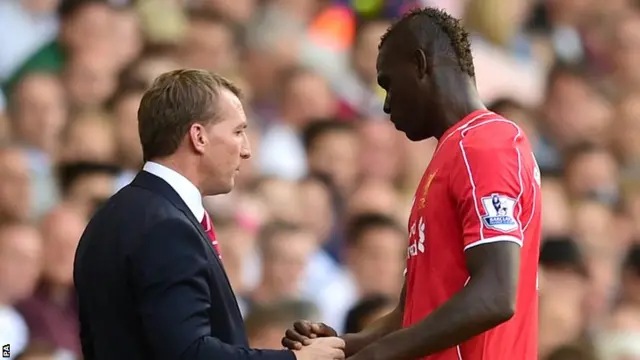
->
[130,171,224,268]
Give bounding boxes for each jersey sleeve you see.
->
[451,137,526,251]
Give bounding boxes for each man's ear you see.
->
[189,123,208,155]
[414,49,429,80]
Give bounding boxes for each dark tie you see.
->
[201,212,221,259]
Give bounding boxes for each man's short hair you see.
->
[545,62,591,95]
[58,0,110,20]
[354,18,390,48]
[539,236,589,278]
[137,69,241,162]
[623,242,640,277]
[258,221,304,255]
[346,212,404,248]
[277,66,320,104]
[379,7,474,78]
[106,77,148,112]
[301,120,354,152]
[544,343,597,360]
[57,161,121,196]
[562,141,610,170]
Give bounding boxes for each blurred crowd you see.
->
[2,0,640,359]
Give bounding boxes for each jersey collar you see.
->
[437,109,495,148]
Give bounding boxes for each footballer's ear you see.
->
[414,49,429,79]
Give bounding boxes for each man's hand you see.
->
[292,337,345,360]
[282,320,338,350]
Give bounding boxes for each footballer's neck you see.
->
[434,78,486,139]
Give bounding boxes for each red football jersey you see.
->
[403,110,541,360]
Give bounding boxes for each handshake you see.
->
[281,320,345,360]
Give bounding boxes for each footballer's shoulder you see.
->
[460,115,524,149]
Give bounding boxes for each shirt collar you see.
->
[142,161,205,221]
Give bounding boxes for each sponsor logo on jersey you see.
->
[407,217,426,258]
[481,193,518,232]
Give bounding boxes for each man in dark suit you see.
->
[73,69,345,360]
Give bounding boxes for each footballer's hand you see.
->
[282,320,338,350]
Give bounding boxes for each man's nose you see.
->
[240,145,251,160]
[241,133,252,159]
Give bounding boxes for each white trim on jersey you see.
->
[523,153,539,233]
[435,112,495,154]
[458,118,526,250]
[458,140,486,241]
[464,235,523,251]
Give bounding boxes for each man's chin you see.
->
[207,180,235,196]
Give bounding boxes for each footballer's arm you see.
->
[342,281,407,356]
[347,242,519,360]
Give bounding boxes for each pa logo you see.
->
[2,344,9,358]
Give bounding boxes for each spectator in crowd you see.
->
[316,212,405,333]
[354,119,404,186]
[9,73,66,157]
[4,0,117,96]
[259,68,336,180]
[539,174,573,236]
[59,110,117,163]
[178,9,240,76]
[106,79,147,188]
[0,145,32,225]
[8,72,66,216]
[538,236,590,358]
[563,142,620,203]
[334,19,389,119]
[17,205,86,357]
[0,223,43,358]
[597,300,640,359]
[302,120,359,198]
[246,221,317,309]
[57,161,120,218]
[245,300,320,349]
[544,343,598,360]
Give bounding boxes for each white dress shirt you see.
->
[142,162,205,221]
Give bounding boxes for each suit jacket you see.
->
[73,171,296,360]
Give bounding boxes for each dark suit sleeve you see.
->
[78,301,95,360]
[129,219,296,360]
